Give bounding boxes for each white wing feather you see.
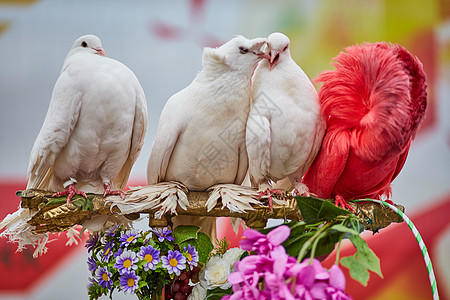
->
[27,73,82,190]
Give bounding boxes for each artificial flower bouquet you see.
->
[86,197,383,300]
[87,225,211,300]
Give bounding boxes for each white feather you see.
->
[206,184,261,213]
[106,182,189,218]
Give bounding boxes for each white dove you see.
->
[0,34,147,256]
[27,34,147,202]
[246,32,325,208]
[146,36,266,237]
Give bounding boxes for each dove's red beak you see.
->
[95,47,106,56]
[269,50,280,70]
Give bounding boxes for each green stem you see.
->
[297,221,332,263]
[334,234,344,265]
[309,231,328,261]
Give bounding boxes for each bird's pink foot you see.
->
[103,183,126,200]
[335,195,355,212]
[258,189,283,213]
[53,184,87,205]
[292,189,311,197]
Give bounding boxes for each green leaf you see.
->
[312,231,341,257]
[287,220,307,236]
[196,232,214,264]
[206,286,233,299]
[340,235,383,286]
[349,235,383,278]
[176,227,213,264]
[43,197,66,206]
[71,195,94,211]
[283,220,343,258]
[137,260,146,267]
[147,239,157,248]
[296,196,349,224]
[330,224,360,236]
[138,280,147,289]
[173,225,200,244]
[341,255,370,286]
[283,234,310,257]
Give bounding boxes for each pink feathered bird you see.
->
[302,42,427,210]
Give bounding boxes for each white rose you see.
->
[187,283,206,300]
[223,247,245,267]
[204,255,232,290]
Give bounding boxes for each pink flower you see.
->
[228,271,269,300]
[239,225,290,255]
[265,271,295,300]
[229,225,352,299]
[234,254,273,276]
[293,264,328,299]
[325,265,352,300]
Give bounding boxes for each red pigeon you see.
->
[303,42,427,210]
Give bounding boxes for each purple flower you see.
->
[138,245,160,271]
[142,234,152,245]
[161,250,186,276]
[85,233,99,252]
[119,229,141,248]
[105,224,121,237]
[95,266,113,289]
[115,250,139,275]
[102,241,114,262]
[87,277,97,290]
[152,227,174,242]
[184,244,199,270]
[120,271,140,294]
[239,225,290,255]
[87,256,97,272]
[114,248,123,258]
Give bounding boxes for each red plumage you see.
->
[302,42,427,205]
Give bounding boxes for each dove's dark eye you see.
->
[81,41,88,48]
[239,47,248,54]
[283,45,288,51]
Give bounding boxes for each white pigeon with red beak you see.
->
[111,36,265,240]
[0,34,147,256]
[27,34,147,201]
[246,32,325,206]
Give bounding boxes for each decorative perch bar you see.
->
[18,187,404,235]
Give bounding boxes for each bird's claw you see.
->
[258,188,283,213]
[103,183,126,200]
[292,188,312,197]
[53,184,87,205]
[335,195,356,213]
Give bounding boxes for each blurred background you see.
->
[0,0,449,299]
